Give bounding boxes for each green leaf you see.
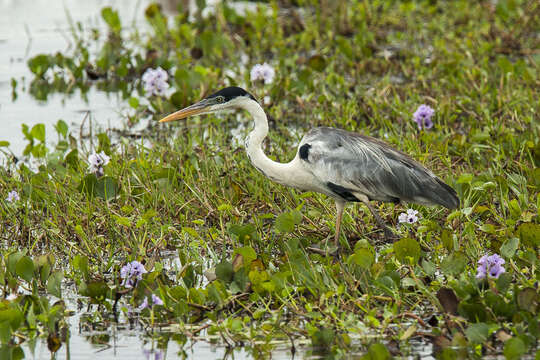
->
[274,210,302,233]
[496,273,512,293]
[307,55,327,72]
[361,342,391,360]
[228,223,258,243]
[350,248,374,269]
[441,251,468,276]
[500,237,519,258]
[393,238,421,264]
[128,97,139,109]
[72,255,89,279]
[504,337,526,360]
[233,246,257,266]
[15,256,34,282]
[517,288,538,313]
[0,141,10,147]
[47,271,63,298]
[101,7,121,33]
[80,281,111,300]
[441,229,453,251]
[6,252,24,275]
[215,261,234,284]
[30,124,46,142]
[27,54,51,77]
[54,119,68,138]
[517,223,540,248]
[465,322,490,343]
[0,308,23,331]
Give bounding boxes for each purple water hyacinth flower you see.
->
[476,254,505,279]
[398,208,419,224]
[250,63,275,84]
[88,151,110,177]
[142,67,170,96]
[143,349,164,360]
[413,104,435,130]
[151,294,163,306]
[138,294,163,310]
[6,190,20,203]
[120,261,147,288]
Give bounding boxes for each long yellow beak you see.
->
[159,100,211,123]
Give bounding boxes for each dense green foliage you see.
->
[1,0,539,358]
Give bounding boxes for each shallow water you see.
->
[0,0,150,157]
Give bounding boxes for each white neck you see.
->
[238,99,294,185]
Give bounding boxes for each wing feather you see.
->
[297,127,459,209]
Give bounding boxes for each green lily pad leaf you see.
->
[503,337,526,360]
[465,322,490,343]
[307,55,327,72]
[30,124,46,142]
[78,175,119,200]
[517,287,538,313]
[27,54,51,77]
[393,238,421,264]
[80,281,111,300]
[215,261,233,284]
[274,210,302,233]
[0,308,23,331]
[47,271,63,298]
[54,119,68,138]
[233,246,257,266]
[228,223,258,243]
[361,342,391,360]
[7,252,24,275]
[517,223,540,248]
[500,237,519,258]
[441,251,467,276]
[15,256,34,282]
[496,272,512,293]
[350,248,374,269]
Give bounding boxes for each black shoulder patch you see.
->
[326,182,360,202]
[299,144,311,161]
[206,86,257,102]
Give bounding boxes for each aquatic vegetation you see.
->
[476,253,506,279]
[120,260,147,288]
[1,0,539,359]
[87,151,110,177]
[142,67,170,96]
[250,63,275,84]
[398,208,420,224]
[5,190,19,203]
[413,104,435,130]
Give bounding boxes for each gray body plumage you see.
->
[160,87,459,244]
[296,127,459,209]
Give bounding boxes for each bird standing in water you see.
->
[160,86,459,247]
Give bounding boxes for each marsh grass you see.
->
[1,0,539,358]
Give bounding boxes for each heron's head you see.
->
[159,86,257,123]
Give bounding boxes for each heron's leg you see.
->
[333,200,346,247]
[362,201,396,241]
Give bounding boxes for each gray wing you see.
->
[297,127,459,209]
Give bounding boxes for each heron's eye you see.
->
[216,96,225,103]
